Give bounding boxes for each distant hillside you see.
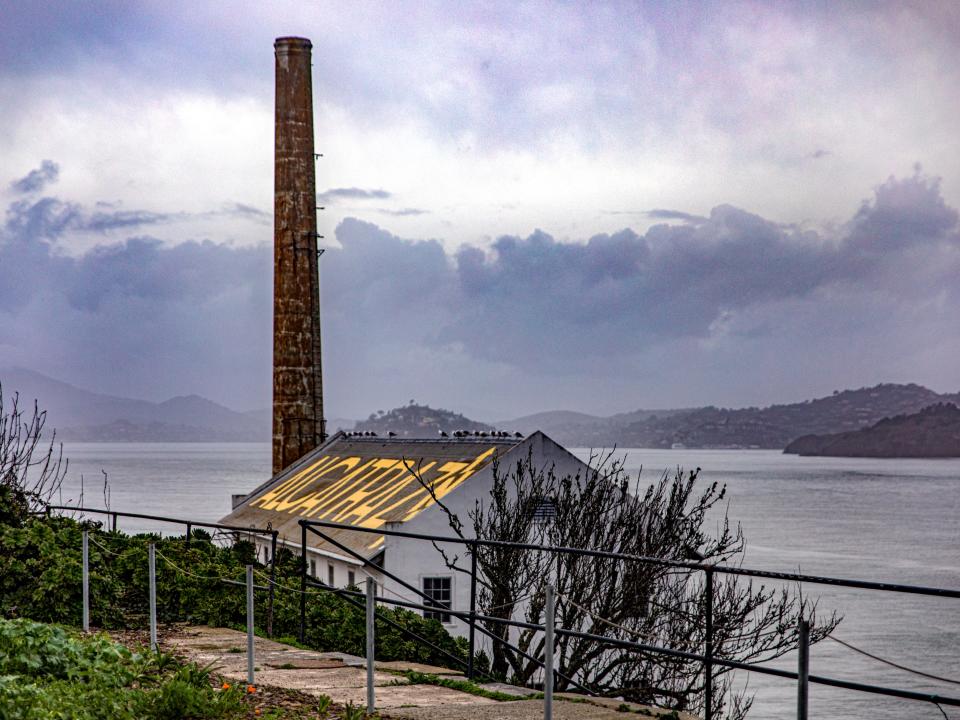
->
[59,419,264,443]
[503,384,960,449]
[502,407,692,447]
[0,367,268,441]
[354,403,494,438]
[784,403,960,458]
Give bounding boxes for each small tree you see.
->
[421,450,839,719]
[0,384,67,526]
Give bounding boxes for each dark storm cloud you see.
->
[220,203,271,223]
[0,3,144,76]
[377,207,429,217]
[3,196,175,241]
[846,172,959,253]
[1,168,957,412]
[9,160,59,194]
[317,188,391,204]
[2,171,268,242]
[83,209,179,232]
[439,172,959,367]
[0,188,272,405]
[645,209,707,223]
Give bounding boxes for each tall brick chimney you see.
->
[272,36,325,475]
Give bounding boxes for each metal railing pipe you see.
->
[246,565,255,685]
[544,584,555,720]
[267,531,278,637]
[47,505,277,538]
[304,524,593,694]
[704,568,714,720]
[797,619,809,720]
[366,577,376,713]
[82,530,90,632]
[148,543,157,651]
[299,519,960,599]
[299,522,307,644]
[468,545,478,681]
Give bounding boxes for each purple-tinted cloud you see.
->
[9,160,59,194]
[377,207,429,217]
[317,188,391,204]
[1,167,958,416]
[645,209,707,224]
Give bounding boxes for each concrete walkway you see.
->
[164,626,696,719]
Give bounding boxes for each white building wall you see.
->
[254,536,380,590]
[380,433,590,647]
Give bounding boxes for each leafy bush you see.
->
[0,515,468,670]
[0,618,244,720]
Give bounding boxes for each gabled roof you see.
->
[220,432,523,560]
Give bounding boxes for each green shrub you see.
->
[0,618,244,720]
[0,516,468,670]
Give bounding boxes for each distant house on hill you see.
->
[220,430,588,637]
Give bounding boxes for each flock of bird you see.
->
[342,430,524,439]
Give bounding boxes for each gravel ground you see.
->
[109,624,698,720]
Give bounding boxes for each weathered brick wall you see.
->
[273,36,325,475]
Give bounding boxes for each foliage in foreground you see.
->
[0,384,470,672]
[0,515,470,671]
[0,617,245,720]
[422,449,841,720]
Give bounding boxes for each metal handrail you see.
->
[300,521,594,696]
[299,517,960,599]
[44,505,960,716]
[46,504,278,537]
[296,516,960,717]
[46,504,280,637]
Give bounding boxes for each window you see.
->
[309,559,316,577]
[327,563,335,587]
[532,496,557,528]
[347,570,356,587]
[422,577,452,623]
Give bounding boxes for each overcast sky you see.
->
[1,1,959,420]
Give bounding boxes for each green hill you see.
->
[353,402,495,438]
[784,403,960,458]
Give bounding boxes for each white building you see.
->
[220,430,589,639]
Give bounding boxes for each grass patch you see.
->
[402,670,534,701]
[402,668,682,718]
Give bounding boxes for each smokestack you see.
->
[273,36,325,475]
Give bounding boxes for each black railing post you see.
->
[468,542,478,680]
[798,618,810,720]
[299,522,307,644]
[705,568,714,720]
[267,531,278,637]
[111,512,117,533]
[185,522,192,545]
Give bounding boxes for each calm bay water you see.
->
[58,443,960,719]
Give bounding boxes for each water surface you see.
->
[57,443,960,719]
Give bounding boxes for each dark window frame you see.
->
[422,576,453,623]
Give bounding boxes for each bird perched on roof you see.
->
[439,430,449,437]
[388,431,397,437]
[514,432,523,438]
